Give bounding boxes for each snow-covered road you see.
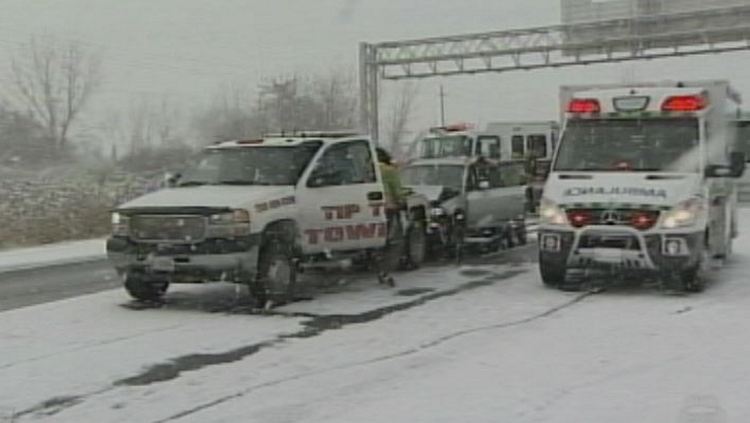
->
[2,215,749,422]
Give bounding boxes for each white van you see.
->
[538,81,746,292]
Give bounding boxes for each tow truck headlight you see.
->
[111,212,129,237]
[661,197,704,229]
[539,198,568,226]
[207,209,251,238]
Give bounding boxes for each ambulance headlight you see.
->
[539,198,568,226]
[662,197,704,229]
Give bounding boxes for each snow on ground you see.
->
[0,239,105,274]
[3,211,750,422]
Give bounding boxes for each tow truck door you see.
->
[297,140,387,254]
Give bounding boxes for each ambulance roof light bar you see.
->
[661,94,709,112]
[567,98,601,114]
[429,122,474,134]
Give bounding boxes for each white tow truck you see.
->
[538,81,746,292]
[107,133,429,306]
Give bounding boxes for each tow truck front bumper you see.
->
[539,225,704,277]
[106,235,261,283]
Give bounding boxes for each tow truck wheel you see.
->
[539,254,566,288]
[254,237,297,307]
[124,273,169,302]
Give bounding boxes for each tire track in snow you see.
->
[16,268,527,420]
[155,288,592,423]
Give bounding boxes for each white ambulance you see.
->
[538,81,746,292]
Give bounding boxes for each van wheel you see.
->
[539,255,566,288]
[124,273,169,302]
[254,237,297,307]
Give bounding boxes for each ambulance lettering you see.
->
[564,187,668,199]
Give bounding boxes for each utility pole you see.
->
[439,85,446,126]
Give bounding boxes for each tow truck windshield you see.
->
[555,118,700,173]
[179,143,321,187]
[418,135,473,159]
[401,164,465,191]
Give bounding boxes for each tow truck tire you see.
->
[539,255,566,288]
[124,273,169,302]
[254,237,297,307]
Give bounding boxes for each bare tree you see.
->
[8,36,102,153]
[383,82,418,159]
[311,72,358,130]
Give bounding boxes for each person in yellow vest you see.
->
[376,147,404,211]
[376,147,404,287]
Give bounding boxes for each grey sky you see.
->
[2,0,750,140]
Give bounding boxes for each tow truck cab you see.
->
[539,81,746,292]
[106,133,429,305]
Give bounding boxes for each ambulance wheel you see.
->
[539,255,566,288]
[124,273,169,302]
[254,237,297,307]
[665,264,704,293]
[682,266,705,293]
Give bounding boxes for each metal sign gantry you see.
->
[359,5,750,140]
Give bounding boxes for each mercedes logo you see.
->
[601,210,621,224]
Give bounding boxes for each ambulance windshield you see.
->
[554,118,700,173]
[418,136,473,159]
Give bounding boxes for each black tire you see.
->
[682,266,705,293]
[406,218,427,268]
[664,264,704,293]
[124,273,169,302]
[515,221,528,246]
[254,237,297,307]
[539,255,566,288]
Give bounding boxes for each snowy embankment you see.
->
[0,239,106,274]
